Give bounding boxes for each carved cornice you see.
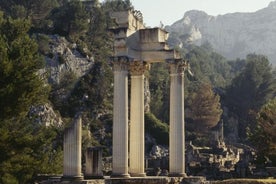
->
[129,61,149,76]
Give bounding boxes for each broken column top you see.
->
[110,9,145,30]
[110,9,182,63]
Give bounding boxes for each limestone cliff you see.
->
[40,35,94,85]
[167,1,276,65]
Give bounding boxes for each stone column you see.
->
[168,60,186,177]
[129,61,148,177]
[85,147,104,179]
[63,115,83,180]
[111,57,130,178]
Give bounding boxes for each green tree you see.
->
[185,43,232,88]
[0,118,63,184]
[149,62,170,123]
[256,98,276,150]
[248,98,276,165]
[0,0,59,30]
[226,54,276,138]
[145,112,169,145]
[66,61,113,118]
[0,13,49,120]
[227,54,275,116]
[51,0,89,40]
[0,13,62,183]
[186,82,223,131]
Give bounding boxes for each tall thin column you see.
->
[168,60,186,177]
[129,61,148,177]
[63,115,83,180]
[111,58,130,178]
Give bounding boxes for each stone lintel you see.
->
[141,50,181,63]
[140,42,170,51]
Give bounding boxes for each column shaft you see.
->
[169,62,186,177]
[112,60,130,178]
[129,75,145,176]
[129,61,147,177]
[63,115,82,180]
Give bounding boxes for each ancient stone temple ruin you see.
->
[58,9,205,184]
[109,9,187,178]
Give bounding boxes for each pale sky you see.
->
[128,0,273,27]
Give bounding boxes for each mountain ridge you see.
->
[166,1,276,65]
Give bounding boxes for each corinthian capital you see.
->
[112,56,129,72]
[168,59,188,76]
[129,61,149,76]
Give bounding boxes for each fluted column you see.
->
[111,58,130,178]
[85,147,103,179]
[168,60,186,177]
[63,115,83,180]
[129,61,148,177]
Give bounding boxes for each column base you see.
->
[110,173,130,178]
[62,175,83,181]
[84,175,104,179]
[130,173,146,177]
[168,173,187,177]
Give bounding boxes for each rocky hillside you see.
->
[166,1,276,65]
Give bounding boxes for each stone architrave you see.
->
[129,61,149,177]
[111,57,130,178]
[63,115,83,180]
[168,60,187,177]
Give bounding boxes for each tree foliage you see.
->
[0,0,59,30]
[0,13,49,120]
[149,62,170,123]
[51,0,89,40]
[186,82,223,131]
[250,98,276,156]
[0,119,62,184]
[185,43,232,88]
[0,13,62,183]
[225,54,276,138]
[145,112,169,145]
[226,54,275,116]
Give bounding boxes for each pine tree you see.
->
[226,54,276,138]
[0,12,49,120]
[186,82,223,131]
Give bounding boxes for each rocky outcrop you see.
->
[167,1,276,65]
[29,103,63,127]
[41,35,94,84]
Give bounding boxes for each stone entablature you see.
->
[110,10,181,63]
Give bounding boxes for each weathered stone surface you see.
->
[41,35,93,84]
[29,103,62,127]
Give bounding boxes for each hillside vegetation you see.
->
[0,0,275,183]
